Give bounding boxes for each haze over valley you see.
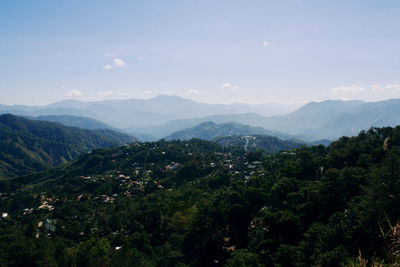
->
[2,96,400,143]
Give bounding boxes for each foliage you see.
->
[1,126,400,265]
[0,114,136,178]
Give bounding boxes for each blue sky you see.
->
[1,0,399,105]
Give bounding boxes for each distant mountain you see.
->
[254,100,365,137]
[2,97,400,141]
[0,95,299,129]
[130,101,369,141]
[255,99,400,139]
[165,121,291,141]
[131,113,292,140]
[308,139,332,146]
[154,99,400,140]
[0,114,136,178]
[213,135,304,153]
[31,115,117,131]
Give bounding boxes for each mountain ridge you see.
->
[0,114,137,178]
[165,121,293,141]
[2,96,400,141]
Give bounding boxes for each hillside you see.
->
[33,115,117,131]
[165,121,291,141]
[213,135,304,153]
[1,127,400,265]
[0,114,136,178]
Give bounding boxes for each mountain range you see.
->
[0,95,299,129]
[2,96,400,141]
[132,98,400,141]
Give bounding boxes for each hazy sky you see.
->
[1,0,399,105]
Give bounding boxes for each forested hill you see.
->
[165,121,290,141]
[0,114,136,178]
[213,135,303,153]
[1,126,400,265]
[33,115,117,131]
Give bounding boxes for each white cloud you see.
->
[113,58,125,67]
[139,56,145,60]
[103,57,126,70]
[66,89,83,97]
[331,85,366,95]
[369,83,400,92]
[143,90,152,95]
[97,91,113,96]
[222,83,232,89]
[386,84,400,91]
[104,52,116,58]
[221,83,241,90]
[263,41,269,47]
[188,89,199,95]
[371,84,384,91]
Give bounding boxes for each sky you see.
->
[0,0,399,106]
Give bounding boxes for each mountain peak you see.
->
[149,95,196,104]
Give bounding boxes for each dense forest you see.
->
[1,126,400,266]
[0,114,136,178]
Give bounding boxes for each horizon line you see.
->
[2,94,396,107]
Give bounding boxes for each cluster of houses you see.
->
[0,193,9,219]
[15,147,267,219]
[20,194,57,216]
[164,162,182,171]
[38,199,55,211]
[100,194,116,203]
[212,152,265,181]
[36,218,57,238]
[0,192,8,200]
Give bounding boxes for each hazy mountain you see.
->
[31,115,117,131]
[128,100,368,140]
[0,114,136,178]
[165,121,291,141]
[47,95,299,119]
[255,99,400,139]
[130,113,284,140]
[0,95,299,129]
[308,139,332,146]
[151,98,400,140]
[256,100,363,137]
[213,135,304,153]
[2,97,400,141]
[0,104,40,116]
